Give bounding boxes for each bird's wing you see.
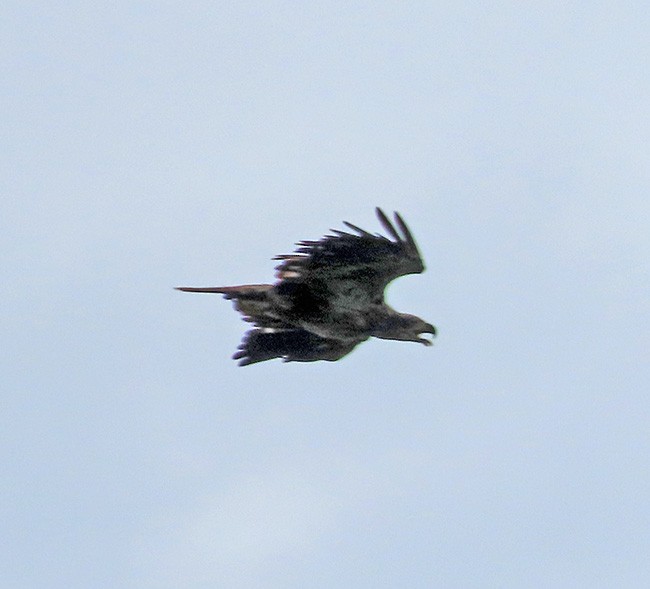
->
[273,208,425,309]
[232,328,360,366]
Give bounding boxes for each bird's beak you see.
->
[417,323,437,346]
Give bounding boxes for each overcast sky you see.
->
[2,2,649,588]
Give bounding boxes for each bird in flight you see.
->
[177,208,436,366]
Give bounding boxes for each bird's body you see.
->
[177,208,435,365]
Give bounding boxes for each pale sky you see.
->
[2,2,649,588]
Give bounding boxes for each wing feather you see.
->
[342,221,374,236]
[232,328,359,365]
[273,208,425,308]
[375,207,402,242]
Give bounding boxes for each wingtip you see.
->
[375,207,401,242]
[393,211,418,251]
[375,206,389,225]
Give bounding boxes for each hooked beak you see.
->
[417,323,437,346]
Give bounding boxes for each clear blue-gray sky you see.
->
[2,2,649,588]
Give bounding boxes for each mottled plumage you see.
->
[177,208,436,365]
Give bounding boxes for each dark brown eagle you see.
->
[177,208,436,366]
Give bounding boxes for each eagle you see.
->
[177,208,436,366]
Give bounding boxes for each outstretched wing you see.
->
[273,208,425,309]
[232,328,360,366]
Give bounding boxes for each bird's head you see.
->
[373,312,437,346]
